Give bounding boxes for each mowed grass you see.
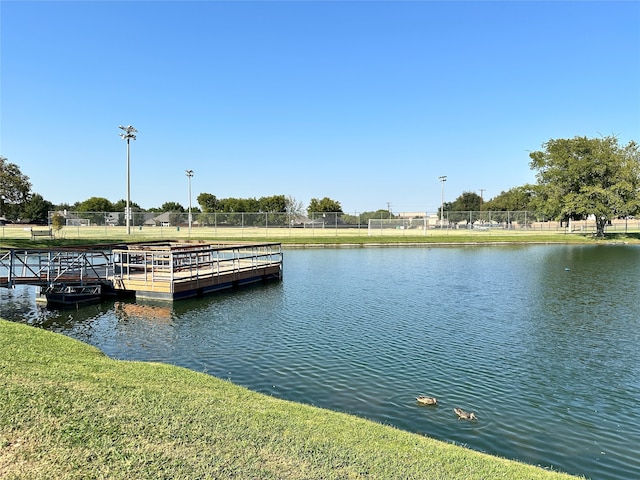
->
[2,224,640,249]
[0,320,582,479]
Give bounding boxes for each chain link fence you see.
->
[1,210,637,240]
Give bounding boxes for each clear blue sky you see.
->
[1,1,639,214]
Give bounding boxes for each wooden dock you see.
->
[111,241,283,301]
[0,241,283,303]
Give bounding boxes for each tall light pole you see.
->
[439,175,447,229]
[185,169,194,235]
[119,125,137,234]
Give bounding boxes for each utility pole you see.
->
[186,170,194,235]
[119,125,137,235]
[438,176,447,229]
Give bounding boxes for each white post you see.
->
[185,170,194,235]
[439,175,447,229]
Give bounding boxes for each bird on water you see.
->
[454,407,477,420]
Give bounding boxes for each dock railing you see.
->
[112,242,283,285]
[0,247,113,288]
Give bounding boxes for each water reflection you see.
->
[1,245,639,480]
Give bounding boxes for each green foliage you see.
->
[51,213,65,231]
[285,195,305,216]
[196,193,287,214]
[454,191,482,211]
[529,136,640,236]
[346,209,395,225]
[218,197,255,212]
[77,197,114,212]
[75,197,115,226]
[197,193,218,212]
[112,199,145,226]
[20,193,54,224]
[307,197,343,216]
[0,156,32,220]
[441,192,482,224]
[55,202,73,212]
[258,194,286,213]
[160,201,185,212]
[112,199,141,212]
[484,186,535,212]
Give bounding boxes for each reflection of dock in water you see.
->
[114,301,173,321]
[0,241,283,304]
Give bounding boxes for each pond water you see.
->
[2,245,640,480]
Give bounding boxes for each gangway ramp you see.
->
[0,246,116,288]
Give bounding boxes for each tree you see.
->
[21,193,54,224]
[197,193,218,212]
[307,197,343,216]
[484,186,535,212]
[161,202,185,212]
[77,197,115,225]
[451,191,482,212]
[285,195,305,216]
[258,195,286,213]
[113,199,141,212]
[529,136,640,237]
[78,197,114,212]
[113,199,143,226]
[447,191,482,225]
[0,156,31,219]
[218,198,244,213]
[55,203,73,212]
[51,212,65,232]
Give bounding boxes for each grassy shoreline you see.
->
[2,230,640,250]
[0,320,582,479]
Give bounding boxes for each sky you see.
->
[1,1,639,214]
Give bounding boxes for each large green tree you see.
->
[307,197,343,216]
[217,197,259,213]
[451,191,482,212]
[258,195,286,213]
[444,191,482,225]
[0,156,32,219]
[197,193,218,212]
[78,197,114,212]
[21,193,54,224]
[529,136,640,237]
[77,197,115,226]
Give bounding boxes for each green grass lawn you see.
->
[0,320,582,479]
[2,229,639,250]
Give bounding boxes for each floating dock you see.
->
[111,241,283,301]
[0,241,283,304]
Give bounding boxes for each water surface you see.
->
[2,245,639,480]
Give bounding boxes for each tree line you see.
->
[2,135,639,236]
